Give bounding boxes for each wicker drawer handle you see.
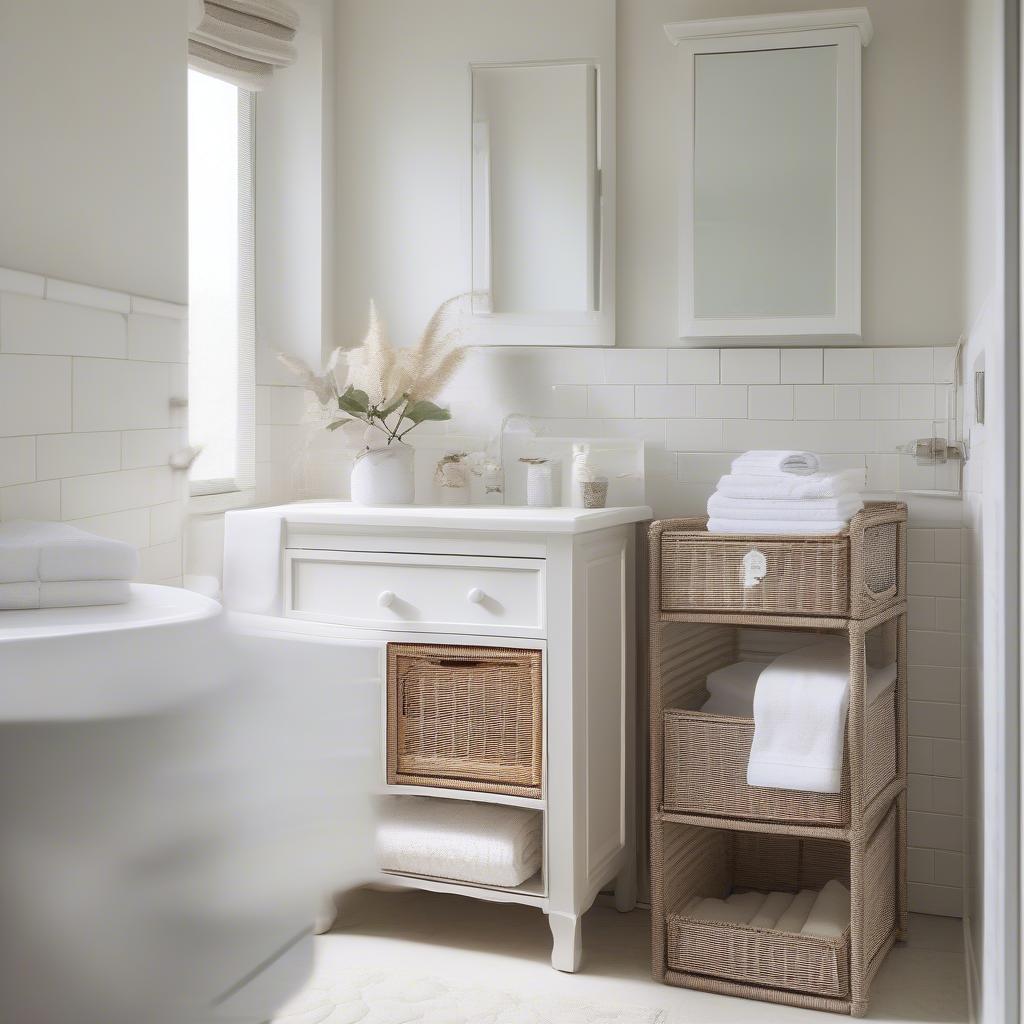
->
[742,549,768,588]
[377,590,397,608]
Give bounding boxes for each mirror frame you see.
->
[465,58,615,347]
[666,9,872,343]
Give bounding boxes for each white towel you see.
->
[747,638,852,793]
[731,451,820,477]
[716,469,865,500]
[700,661,764,717]
[376,797,542,889]
[0,520,138,583]
[689,891,766,924]
[801,880,851,938]
[0,579,131,610]
[774,889,817,933]
[708,518,849,536]
[748,891,796,929]
[707,493,864,522]
[222,508,287,615]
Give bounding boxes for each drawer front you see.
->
[286,550,544,635]
[660,535,851,617]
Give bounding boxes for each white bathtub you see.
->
[0,584,362,1024]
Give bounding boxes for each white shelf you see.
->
[378,869,547,908]
[374,784,545,811]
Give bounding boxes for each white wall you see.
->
[0,1,188,304]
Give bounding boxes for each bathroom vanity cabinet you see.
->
[223,502,651,972]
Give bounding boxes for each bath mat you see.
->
[271,966,666,1024]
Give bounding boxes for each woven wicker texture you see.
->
[387,644,543,797]
[658,502,906,620]
[647,505,908,1017]
[664,824,851,997]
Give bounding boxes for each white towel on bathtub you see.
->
[708,518,850,536]
[747,638,852,793]
[716,469,865,500]
[707,493,864,522]
[0,579,131,610]
[222,507,287,615]
[801,880,851,938]
[376,797,543,889]
[731,451,820,477]
[0,520,138,583]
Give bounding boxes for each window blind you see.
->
[188,0,299,91]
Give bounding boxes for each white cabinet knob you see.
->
[377,590,396,608]
[467,587,485,604]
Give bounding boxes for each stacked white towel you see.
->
[706,452,864,536]
[682,881,850,936]
[375,797,542,889]
[0,521,138,610]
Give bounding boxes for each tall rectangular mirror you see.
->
[469,60,614,346]
[667,10,871,341]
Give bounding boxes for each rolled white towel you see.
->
[731,451,820,477]
[773,889,817,933]
[716,469,864,500]
[707,493,864,522]
[748,891,796,929]
[801,879,851,938]
[708,518,849,536]
[701,661,763,717]
[689,890,766,924]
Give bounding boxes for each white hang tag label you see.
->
[742,549,767,588]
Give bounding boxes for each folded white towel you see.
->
[0,520,138,584]
[689,891,767,924]
[376,797,542,889]
[222,508,287,615]
[716,469,865,500]
[748,891,796,929]
[0,579,131,610]
[731,451,820,477]
[747,638,851,793]
[700,661,764,717]
[707,493,864,522]
[708,518,849,536]
[801,879,851,938]
[773,889,817,933]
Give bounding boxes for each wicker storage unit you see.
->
[663,825,853,997]
[658,502,906,620]
[648,504,908,1017]
[387,643,543,797]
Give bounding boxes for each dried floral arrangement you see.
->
[278,295,468,452]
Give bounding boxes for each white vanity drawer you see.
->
[285,550,545,637]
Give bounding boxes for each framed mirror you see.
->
[468,59,614,346]
[667,9,872,341]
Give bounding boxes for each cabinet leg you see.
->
[548,911,582,972]
[313,895,338,936]
[614,863,638,913]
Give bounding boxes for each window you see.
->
[187,68,256,495]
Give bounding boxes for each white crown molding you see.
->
[664,7,873,47]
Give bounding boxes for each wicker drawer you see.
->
[665,826,852,997]
[387,643,543,797]
[663,681,896,825]
[656,502,906,619]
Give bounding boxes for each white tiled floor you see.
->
[314,888,968,1023]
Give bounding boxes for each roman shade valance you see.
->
[188,0,299,91]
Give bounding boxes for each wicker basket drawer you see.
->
[663,682,896,825]
[664,826,852,997]
[387,643,543,797]
[657,502,906,619]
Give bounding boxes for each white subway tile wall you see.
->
[0,267,188,583]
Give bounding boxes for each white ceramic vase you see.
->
[350,443,415,506]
